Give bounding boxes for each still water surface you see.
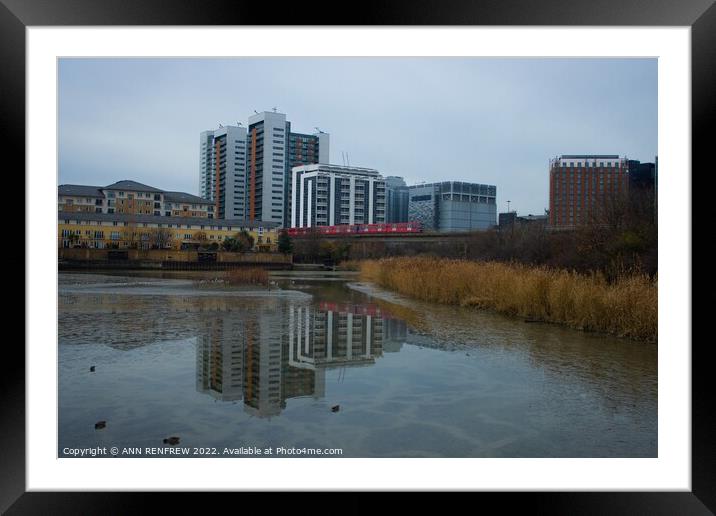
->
[58,270,657,457]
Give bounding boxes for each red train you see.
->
[287,221,422,237]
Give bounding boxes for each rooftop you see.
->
[290,132,322,139]
[58,184,104,197]
[163,191,213,205]
[408,181,496,190]
[103,180,163,193]
[558,154,621,159]
[293,163,380,176]
[59,181,211,205]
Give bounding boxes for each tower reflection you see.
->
[196,300,407,417]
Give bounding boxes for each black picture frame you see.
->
[4,0,711,512]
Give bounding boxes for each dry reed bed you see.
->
[225,267,269,285]
[358,257,657,342]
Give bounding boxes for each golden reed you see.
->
[358,257,656,342]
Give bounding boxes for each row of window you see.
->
[560,162,622,168]
[62,220,270,232]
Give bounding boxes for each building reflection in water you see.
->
[196,301,407,418]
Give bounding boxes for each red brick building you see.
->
[549,155,629,228]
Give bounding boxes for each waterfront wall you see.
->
[58,248,292,270]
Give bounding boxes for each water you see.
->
[58,270,657,458]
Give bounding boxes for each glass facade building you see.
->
[408,181,497,232]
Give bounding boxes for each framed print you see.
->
[4,0,712,512]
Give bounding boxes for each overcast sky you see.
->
[58,57,656,216]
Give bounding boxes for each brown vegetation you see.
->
[337,260,361,271]
[359,257,657,342]
[224,267,269,286]
[295,188,657,281]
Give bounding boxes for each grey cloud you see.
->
[59,57,657,215]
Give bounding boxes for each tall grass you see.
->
[359,257,657,342]
[337,260,362,271]
[225,267,269,286]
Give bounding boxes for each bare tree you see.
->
[152,227,174,249]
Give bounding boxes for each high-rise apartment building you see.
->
[246,111,329,226]
[199,125,248,219]
[290,164,386,228]
[408,181,497,232]
[548,154,628,228]
[200,112,329,225]
[285,127,329,227]
[246,111,288,225]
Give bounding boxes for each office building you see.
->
[548,154,628,228]
[199,125,248,219]
[498,211,517,228]
[499,211,548,229]
[627,159,657,190]
[290,164,386,228]
[517,213,549,225]
[408,181,497,232]
[385,176,409,223]
[655,155,658,216]
[627,158,658,222]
